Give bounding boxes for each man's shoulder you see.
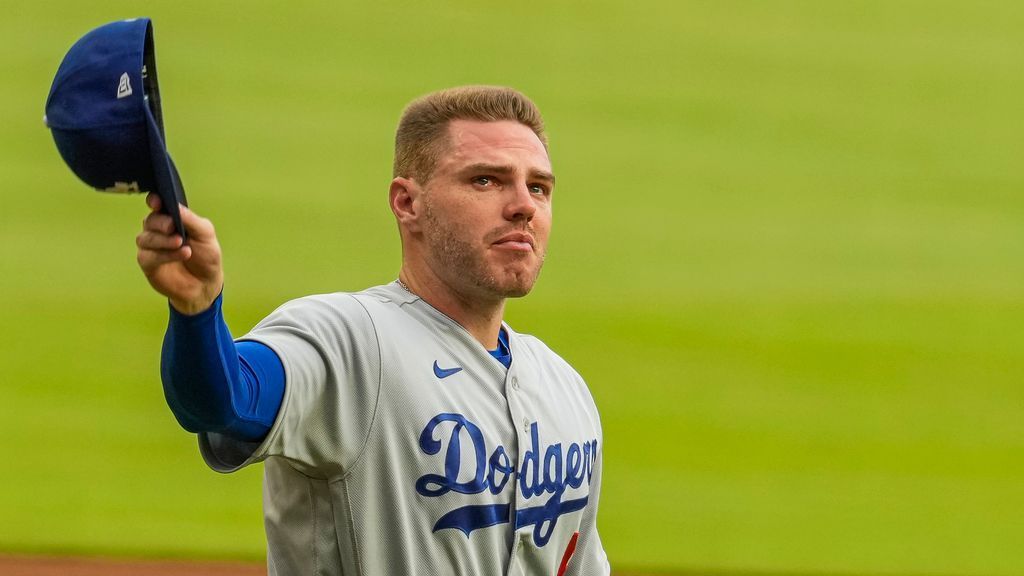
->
[251,282,405,332]
[507,328,580,377]
[270,283,405,315]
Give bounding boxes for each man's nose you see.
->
[504,181,537,222]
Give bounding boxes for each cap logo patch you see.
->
[103,181,141,193]
[117,72,133,99]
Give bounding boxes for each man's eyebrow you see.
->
[531,169,556,185]
[460,163,556,184]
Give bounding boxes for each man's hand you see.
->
[137,193,224,315]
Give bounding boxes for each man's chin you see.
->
[500,285,533,299]
[492,270,541,298]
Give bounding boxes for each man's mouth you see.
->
[492,232,535,252]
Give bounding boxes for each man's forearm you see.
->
[161,292,285,442]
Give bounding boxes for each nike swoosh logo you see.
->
[433,361,463,379]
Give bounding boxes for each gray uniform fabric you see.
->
[199,282,609,576]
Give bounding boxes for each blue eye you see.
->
[473,176,493,186]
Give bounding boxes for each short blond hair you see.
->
[393,85,547,182]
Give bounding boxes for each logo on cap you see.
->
[104,181,141,193]
[117,72,133,99]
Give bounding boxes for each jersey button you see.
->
[522,417,530,432]
[511,376,520,390]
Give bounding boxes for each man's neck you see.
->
[398,268,505,350]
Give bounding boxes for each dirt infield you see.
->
[0,555,264,576]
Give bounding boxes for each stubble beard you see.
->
[422,200,544,300]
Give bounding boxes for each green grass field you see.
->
[2,1,1022,574]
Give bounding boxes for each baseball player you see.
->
[136,85,609,575]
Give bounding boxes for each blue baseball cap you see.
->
[45,18,188,240]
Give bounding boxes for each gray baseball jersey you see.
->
[198,282,609,576]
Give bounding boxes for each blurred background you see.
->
[2,1,1022,574]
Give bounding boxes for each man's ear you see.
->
[390,177,423,234]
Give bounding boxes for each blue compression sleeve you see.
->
[161,293,285,442]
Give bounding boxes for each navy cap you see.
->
[45,18,188,240]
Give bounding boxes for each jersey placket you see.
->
[502,343,536,561]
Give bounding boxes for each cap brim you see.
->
[145,102,188,241]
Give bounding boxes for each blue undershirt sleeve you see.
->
[160,293,285,442]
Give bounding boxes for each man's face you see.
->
[417,119,554,300]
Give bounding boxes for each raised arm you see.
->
[137,195,284,442]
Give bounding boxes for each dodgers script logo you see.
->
[415,413,598,547]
